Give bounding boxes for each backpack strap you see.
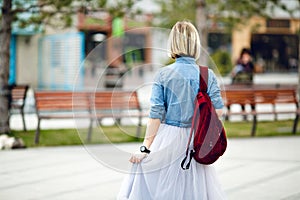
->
[181,66,209,170]
[200,66,208,93]
[181,103,198,170]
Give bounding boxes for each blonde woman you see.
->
[118,21,226,200]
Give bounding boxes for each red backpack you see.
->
[181,66,227,169]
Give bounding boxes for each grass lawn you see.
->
[10,126,146,147]
[9,120,300,148]
[223,120,299,137]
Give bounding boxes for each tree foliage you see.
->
[1,0,140,31]
[154,0,196,28]
[154,0,300,30]
[208,0,299,30]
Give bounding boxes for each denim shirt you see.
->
[149,56,224,127]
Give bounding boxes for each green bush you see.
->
[211,50,232,76]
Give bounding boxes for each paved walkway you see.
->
[1,136,300,200]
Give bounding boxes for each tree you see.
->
[0,0,139,134]
[155,0,299,30]
[196,0,208,65]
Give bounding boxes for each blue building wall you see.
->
[9,35,17,85]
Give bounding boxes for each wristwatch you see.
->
[140,145,151,154]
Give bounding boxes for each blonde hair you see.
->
[168,21,201,59]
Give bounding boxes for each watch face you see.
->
[140,146,146,152]
[140,146,150,153]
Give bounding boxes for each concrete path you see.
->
[1,136,300,200]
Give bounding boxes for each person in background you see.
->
[230,48,255,121]
[231,48,254,84]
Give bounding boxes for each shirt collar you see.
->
[175,56,196,64]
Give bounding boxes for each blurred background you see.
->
[1,1,300,199]
[0,0,299,140]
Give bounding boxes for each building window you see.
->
[266,19,290,28]
[123,33,146,64]
[84,31,107,59]
[251,33,299,72]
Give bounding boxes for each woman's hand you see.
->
[129,118,160,164]
[129,151,147,163]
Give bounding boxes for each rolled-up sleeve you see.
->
[208,70,224,109]
[149,72,166,121]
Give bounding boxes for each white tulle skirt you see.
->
[117,124,226,200]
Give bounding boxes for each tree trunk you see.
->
[0,0,13,134]
[196,0,208,65]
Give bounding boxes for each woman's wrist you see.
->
[142,140,151,149]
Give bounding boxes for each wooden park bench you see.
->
[254,88,299,134]
[9,85,29,131]
[89,91,148,140]
[223,85,299,136]
[295,107,300,135]
[34,90,147,144]
[222,89,256,133]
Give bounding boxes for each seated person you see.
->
[231,48,254,84]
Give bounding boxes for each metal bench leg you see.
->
[292,114,299,134]
[115,118,121,125]
[87,119,94,142]
[251,115,257,137]
[225,106,230,121]
[241,105,247,121]
[273,104,278,121]
[35,119,41,144]
[21,109,27,131]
